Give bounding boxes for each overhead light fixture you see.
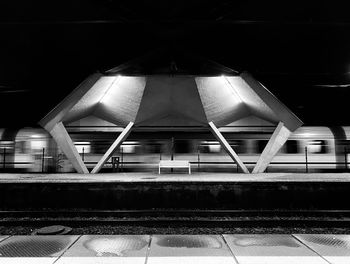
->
[221,75,243,103]
[99,75,120,105]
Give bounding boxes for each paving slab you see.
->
[0,235,79,264]
[147,235,237,264]
[294,234,350,264]
[55,235,150,264]
[223,234,328,264]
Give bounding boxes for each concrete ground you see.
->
[0,234,349,263]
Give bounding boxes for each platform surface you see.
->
[294,234,350,264]
[1,234,350,263]
[0,172,350,183]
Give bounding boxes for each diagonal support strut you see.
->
[253,121,292,173]
[91,122,134,174]
[209,121,250,173]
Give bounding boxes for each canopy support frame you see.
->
[49,122,89,174]
[253,121,292,173]
[91,122,134,174]
[209,121,250,173]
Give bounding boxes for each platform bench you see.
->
[158,160,191,174]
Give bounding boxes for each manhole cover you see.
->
[32,225,72,235]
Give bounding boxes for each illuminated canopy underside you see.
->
[40,72,303,173]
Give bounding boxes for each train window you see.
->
[92,141,112,154]
[285,140,299,154]
[307,140,328,154]
[15,141,27,154]
[256,140,268,153]
[209,144,221,153]
[228,140,245,154]
[174,140,191,153]
[0,141,14,153]
[205,141,221,153]
[199,141,224,153]
[146,141,162,153]
[338,140,350,152]
[74,142,91,154]
[30,140,46,151]
[199,141,210,153]
[120,141,138,154]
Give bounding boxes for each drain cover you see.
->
[32,225,72,235]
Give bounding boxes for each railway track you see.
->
[1,209,350,227]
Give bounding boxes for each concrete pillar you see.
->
[50,122,89,174]
[91,122,134,174]
[209,121,250,173]
[253,121,291,173]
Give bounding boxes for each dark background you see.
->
[1,0,350,127]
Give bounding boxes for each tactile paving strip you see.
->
[294,234,350,264]
[223,234,328,264]
[0,235,79,257]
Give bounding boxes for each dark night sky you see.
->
[1,0,350,127]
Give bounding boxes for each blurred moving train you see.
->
[0,126,350,173]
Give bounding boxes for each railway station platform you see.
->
[0,234,349,263]
[1,172,350,183]
[0,172,350,210]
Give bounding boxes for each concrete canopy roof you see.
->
[39,57,302,174]
[40,72,302,131]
